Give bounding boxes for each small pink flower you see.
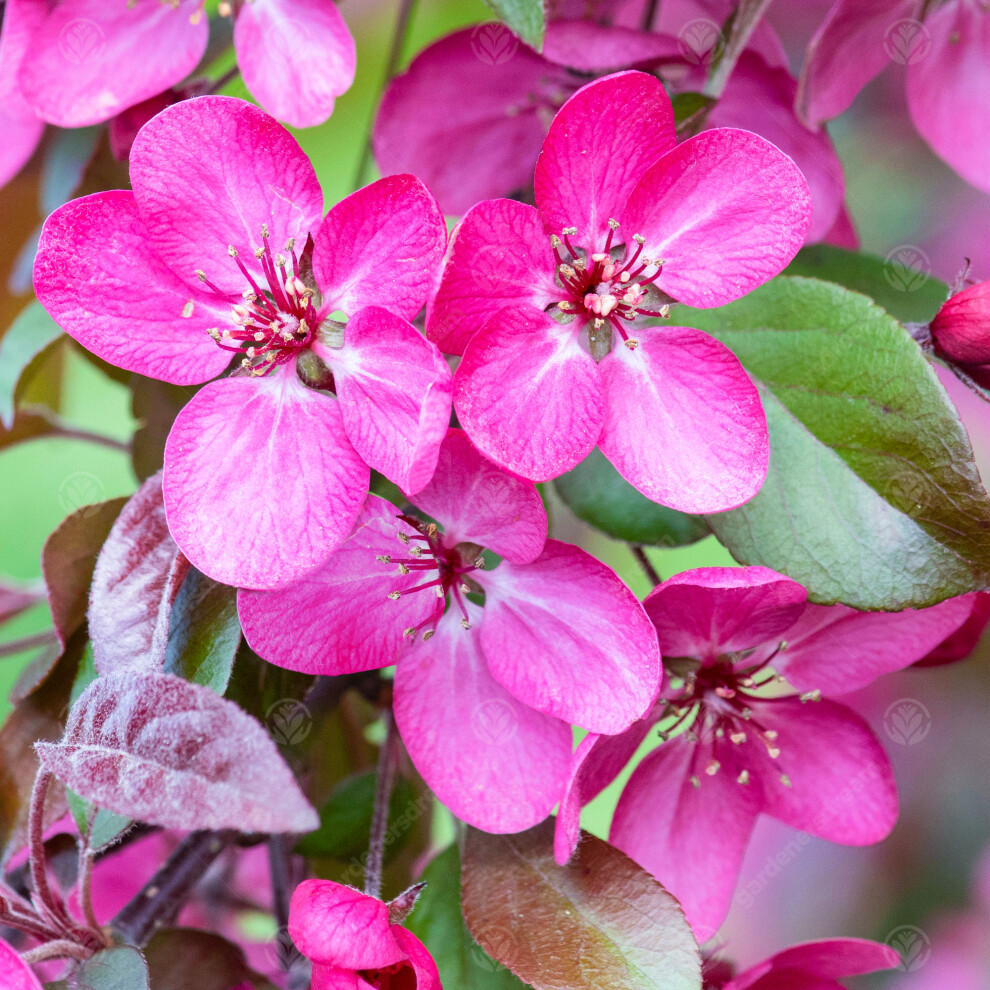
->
[706,937,900,989]
[239,429,661,833]
[289,879,440,990]
[426,71,811,510]
[554,566,972,939]
[34,96,450,589]
[930,281,990,386]
[798,0,990,194]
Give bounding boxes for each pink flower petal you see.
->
[392,927,441,990]
[611,734,761,941]
[0,109,43,189]
[130,95,324,295]
[597,325,769,512]
[234,0,355,128]
[906,0,990,193]
[708,52,846,244]
[0,0,46,188]
[750,698,898,845]
[411,429,547,565]
[730,938,901,989]
[477,540,660,733]
[543,20,683,71]
[534,71,675,248]
[313,174,446,323]
[238,496,429,675]
[0,938,43,990]
[772,596,974,695]
[374,29,575,217]
[34,190,232,384]
[917,591,990,666]
[163,365,368,590]
[454,305,606,481]
[18,0,207,127]
[393,605,572,833]
[289,879,405,970]
[318,306,452,494]
[644,566,807,660]
[554,720,654,865]
[797,0,919,128]
[427,198,559,355]
[621,128,811,307]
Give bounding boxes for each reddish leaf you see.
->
[42,496,128,648]
[88,473,189,675]
[462,821,701,990]
[0,578,45,626]
[144,929,276,990]
[36,671,319,834]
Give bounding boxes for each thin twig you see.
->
[704,0,775,99]
[27,772,73,934]
[77,846,102,938]
[21,404,130,453]
[20,939,92,964]
[364,712,399,901]
[113,830,237,946]
[352,0,419,190]
[631,546,662,587]
[0,631,58,659]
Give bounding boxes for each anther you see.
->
[690,775,701,789]
[730,731,747,745]
[387,591,401,600]
[608,218,620,230]
[562,227,577,236]
[375,555,391,563]
[260,224,269,239]
[461,619,472,630]
[779,774,792,788]
[422,630,435,642]
[227,245,238,257]
[633,234,646,245]
[705,759,721,776]
[737,770,750,785]
[398,533,410,545]
[550,235,561,249]
[558,301,573,311]
[398,564,410,575]
[195,269,206,281]
[624,338,640,350]
[799,690,822,703]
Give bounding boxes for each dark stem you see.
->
[28,772,72,933]
[268,836,311,990]
[112,830,237,946]
[0,631,58,659]
[208,65,241,95]
[352,0,419,190]
[22,404,130,453]
[704,0,775,99]
[364,711,399,901]
[640,0,660,31]
[632,545,662,586]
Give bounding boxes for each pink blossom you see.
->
[706,937,899,989]
[426,71,810,510]
[9,0,353,130]
[554,566,972,939]
[374,3,845,242]
[289,879,440,990]
[239,429,661,833]
[34,96,450,589]
[930,280,990,386]
[798,0,990,194]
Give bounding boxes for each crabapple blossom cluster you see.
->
[2,1,990,987]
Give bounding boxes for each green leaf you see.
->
[66,789,133,851]
[670,91,715,128]
[677,277,990,608]
[0,303,63,429]
[46,945,149,990]
[784,244,948,323]
[481,0,545,49]
[164,567,240,694]
[461,821,701,990]
[407,845,530,988]
[295,771,419,859]
[554,448,709,546]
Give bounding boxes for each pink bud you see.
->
[931,281,990,365]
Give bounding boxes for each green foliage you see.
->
[0,303,62,429]
[481,0,545,49]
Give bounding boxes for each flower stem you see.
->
[364,711,399,901]
[21,404,130,453]
[28,772,72,933]
[704,0,775,99]
[632,545,662,587]
[352,0,419,190]
[0,631,57,659]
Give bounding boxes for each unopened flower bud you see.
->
[931,280,990,365]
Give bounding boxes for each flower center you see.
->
[197,224,319,377]
[660,644,820,789]
[379,516,485,640]
[551,219,670,358]
[358,961,418,990]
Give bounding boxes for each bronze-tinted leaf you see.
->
[462,821,701,990]
[144,929,277,990]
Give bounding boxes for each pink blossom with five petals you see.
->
[239,429,661,833]
[34,96,451,590]
[553,566,972,940]
[427,71,811,511]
